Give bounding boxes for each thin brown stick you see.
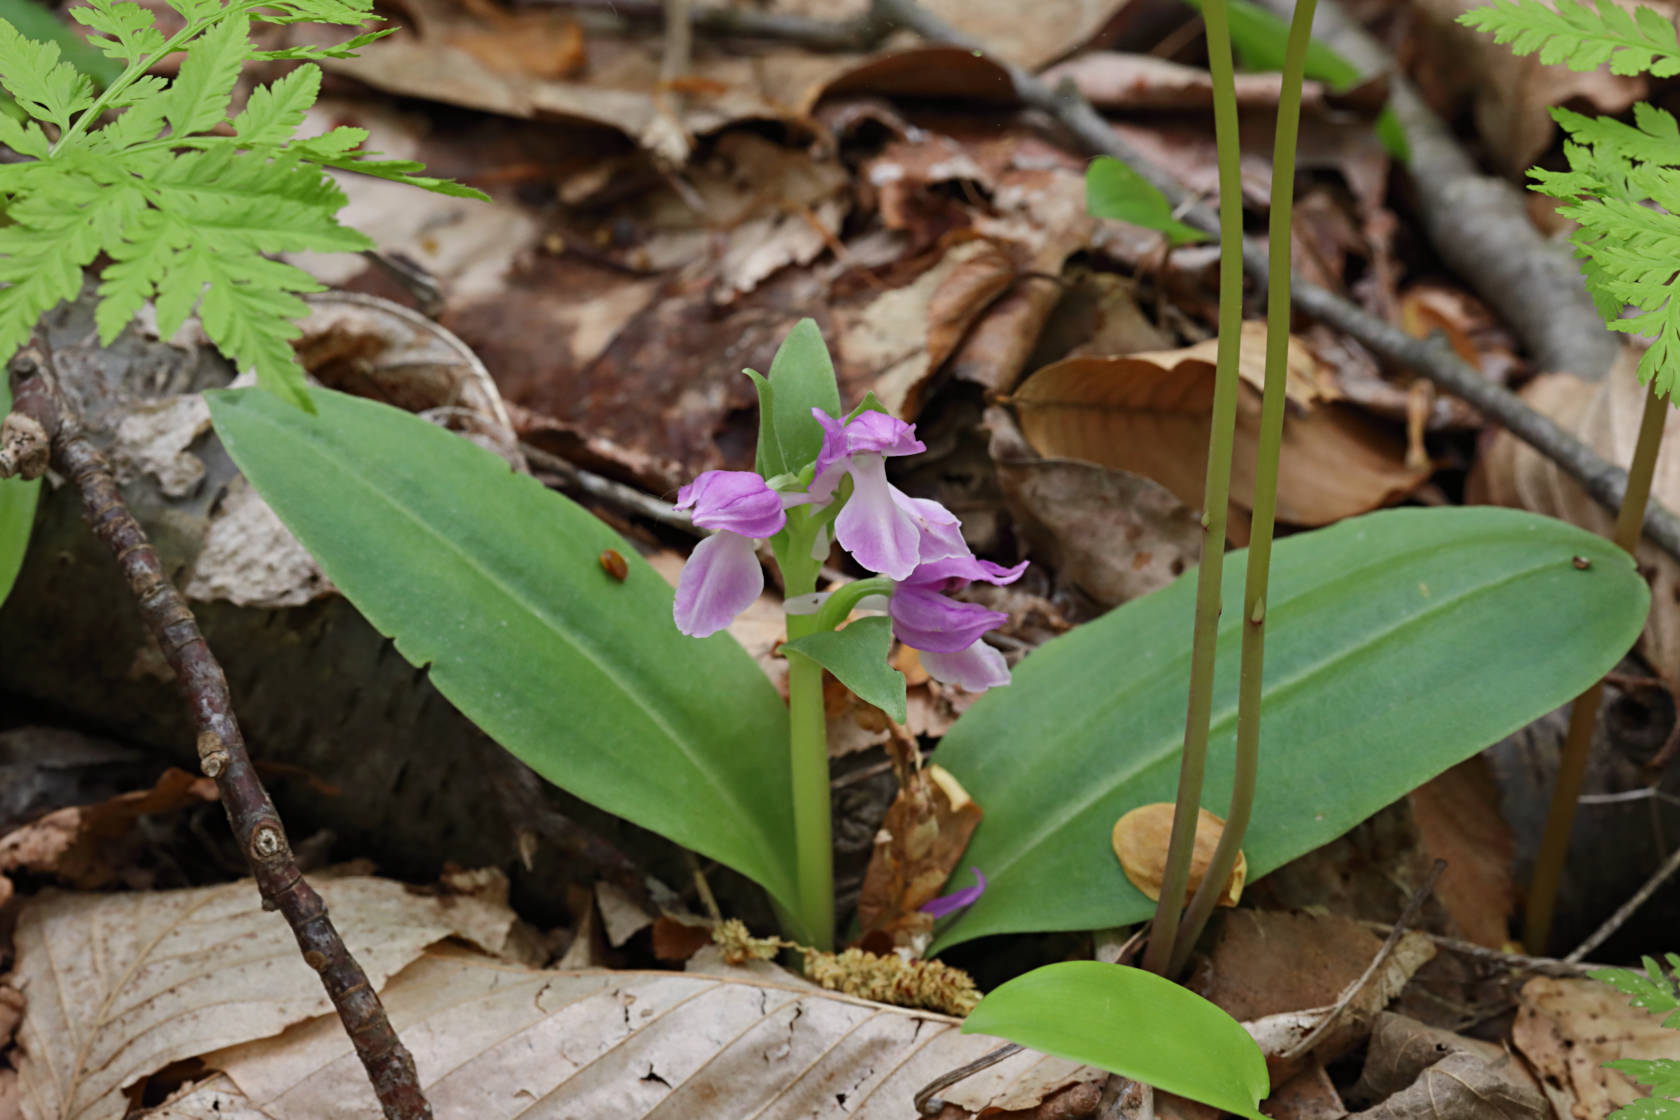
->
[522,0,894,51]
[1281,860,1444,1061]
[1356,923,1610,976]
[1526,388,1670,953]
[1565,841,1680,963]
[867,0,1680,563]
[3,342,433,1120]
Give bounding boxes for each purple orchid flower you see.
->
[808,409,966,580]
[921,867,987,918]
[891,552,1028,692]
[672,471,787,638]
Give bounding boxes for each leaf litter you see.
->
[6,0,1680,1115]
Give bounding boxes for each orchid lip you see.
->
[920,867,987,918]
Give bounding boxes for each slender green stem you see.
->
[1142,0,1247,977]
[53,13,222,153]
[1168,0,1319,977]
[1525,385,1668,954]
[785,608,835,951]
[810,576,894,633]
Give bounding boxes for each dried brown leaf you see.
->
[10,877,518,1120]
[155,945,1100,1119]
[1010,323,1429,538]
[1512,976,1679,1120]
[856,748,983,951]
[1112,803,1246,908]
[1348,1013,1548,1119]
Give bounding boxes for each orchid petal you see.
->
[897,495,969,564]
[908,553,1029,590]
[919,638,1011,692]
[890,585,1007,652]
[921,867,988,918]
[840,410,925,457]
[834,454,922,579]
[675,471,786,538]
[673,531,764,637]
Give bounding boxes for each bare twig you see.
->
[517,440,697,533]
[1249,0,1617,378]
[1358,922,1609,976]
[914,1043,1024,1116]
[3,343,433,1120]
[1280,860,1445,1061]
[869,0,1680,562]
[1565,841,1680,963]
[522,0,894,52]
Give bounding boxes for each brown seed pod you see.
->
[600,548,628,581]
[1112,802,1246,908]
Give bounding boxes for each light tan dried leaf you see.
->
[10,876,518,1120]
[1010,323,1428,539]
[1349,1013,1549,1119]
[1469,346,1680,683]
[1512,976,1679,1120]
[1113,803,1245,908]
[173,945,1098,1119]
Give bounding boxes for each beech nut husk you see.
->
[1113,803,1246,908]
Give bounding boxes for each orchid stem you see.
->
[1525,384,1668,954]
[780,510,835,951]
[1168,0,1318,977]
[1142,0,1247,977]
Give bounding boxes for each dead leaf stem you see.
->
[2,343,434,1120]
[869,0,1680,564]
[527,0,894,52]
[1526,387,1669,953]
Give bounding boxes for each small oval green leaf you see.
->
[204,386,807,938]
[782,616,907,723]
[964,962,1268,1119]
[754,318,840,479]
[932,506,1650,952]
[1086,157,1208,246]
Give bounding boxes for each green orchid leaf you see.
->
[204,386,807,940]
[783,616,907,723]
[1086,157,1208,246]
[0,376,39,607]
[750,318,841,480]
[932,506,1649,952]
[964,962,1268,1120]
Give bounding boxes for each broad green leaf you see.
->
[931,506,1649,952]
[0,376,39,607]
[965,962,1268,1120]
[783,617,907,723]
[204,386,806,939]
[751,318,841,479]
[1198,0,1410,161]
[1085,157,1208,246]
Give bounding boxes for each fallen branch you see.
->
[869,0,1680,562]
[523,0,893,51]
[2,343,433,1120]
[1250,0,1617,379]
[1565,840,1680,963]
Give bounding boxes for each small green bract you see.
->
[0,0,487,410]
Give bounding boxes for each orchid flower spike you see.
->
[809,409,967,580]
[672,471,786,638]
[891,553,1028,692]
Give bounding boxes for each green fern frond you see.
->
[1459,0,1680,77]
[0,0,483,408]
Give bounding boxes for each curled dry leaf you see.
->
[856,743,984,952]
[1347,1013,1548,1119]
[1512,976,1679,1120]
[9,876,519,1120]
[147,944,1100,1120]
[1009,322,1429,541]
[1470,347,1680,683]
[1112,803,1246,909]
[986,405,1201,608]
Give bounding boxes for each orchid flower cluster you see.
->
[672,406,1025,693]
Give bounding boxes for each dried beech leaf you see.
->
[10,877,519,1120]
[1349,1013,1548,1119]
[164,945,1099,1119]
[856,748,984,951]
[1112,803,1246,908]
[1469,348,1680,683]
[1011,322,1429,538]
[1512,976,1678,1120]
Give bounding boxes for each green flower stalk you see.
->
[1170,0,1320,976]
[1143,0,1250,978]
